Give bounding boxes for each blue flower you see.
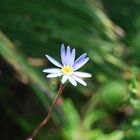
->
[43,44,92,86]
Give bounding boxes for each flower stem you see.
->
[26,84,65,140]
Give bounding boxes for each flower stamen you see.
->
[61,65,73,75]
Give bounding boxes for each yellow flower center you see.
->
[61,65,73,75]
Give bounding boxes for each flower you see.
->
[43,44,92,86]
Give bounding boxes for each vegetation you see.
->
[0,0,140,140]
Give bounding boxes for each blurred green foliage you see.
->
[0,0,140,140]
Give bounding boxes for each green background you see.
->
[0,0,140,140]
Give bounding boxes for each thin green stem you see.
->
[26,84,65,140]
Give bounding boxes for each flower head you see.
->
[43,44,92,86]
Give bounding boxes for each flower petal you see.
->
[72,75,87,86]
[61,75,68,84]
[61,44,66,65]
[47,73,63,78]
[66,46,71,65]
[73,58,89,70]
[46,54,62,68]
[43,68,61,73]
[73,53,87,67]
[74,71,92,77]
[68,76,77,86]
[70,48,76,66]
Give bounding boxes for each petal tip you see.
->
[89,74,92,77]
[61,43,65,48]
[73,82,78,86]
[45,54,49,58]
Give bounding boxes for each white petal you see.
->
[73,58,89,70]
[43,68,61,73]
[61,75,68,84]
[68,76,77,86]
[47,73,63,78]
[46,54,62,68]
[72,75,87,86]
[66,46,71,65]
[74,71,92,77]
[73,53,87,67]
[61,44,66,65]
[70,48,76,66]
